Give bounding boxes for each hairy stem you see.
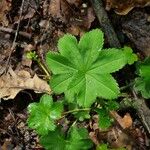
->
[59,108,91,120]
[63,108,91,115]
[37,59,51,80]
[120,82,135,91]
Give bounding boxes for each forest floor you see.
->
[0,0,150,149]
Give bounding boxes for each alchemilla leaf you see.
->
[96,108,112,129]
[27,94,63,135]
[122,46,138,65]
[40,126,93,150]
[66,127,93,150]
[40,127,66,150]
[135,57,150,98]
[46,29,137,107]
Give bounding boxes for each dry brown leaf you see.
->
[0,0,11,26]
[110,111,133,129]
[105,0,150,15]
[49,0,62,18]
[0,68,51,100]
[122,113,133,129]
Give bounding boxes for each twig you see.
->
[5,0,25,71]
[0,27,32,39]
[37,59,51,79]
[132,90,150,135]
[90,0,121,48]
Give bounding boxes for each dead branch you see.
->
[0,27,32,39]
[132,90,150,135]
[5,0,25,71]
[90,0,121,48]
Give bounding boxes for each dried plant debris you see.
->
[0,0,11,26]
[90,113,148,149]
[0,68,51,100]
[105,0,150,15]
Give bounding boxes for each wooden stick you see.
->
[0,27,32,39]
[90,0,121,48]
[132,90,150,135]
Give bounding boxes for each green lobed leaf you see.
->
[95,100,119,129]
[40,126,93,150]
[139,57,150,77]
[46,29,137,107]
[66,127,93,150]
[122,46,138,65]
[27,94,63,135]
[105,100,119,111]
[96,108,112,129]
[135,77,150,99]
[40,127,66,150]
[135,57,150,98]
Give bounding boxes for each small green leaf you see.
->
[96,109,112,129]
[40,126,93,150]
[139,57,150,77]
[96,144,108,150]
[27,94,63,135]
[106,100,119,111]
[135,77,150,98]
[122,46,138,65]
[135,57,150,98]
[66,127,93,150]
[26,51,38,61]
[40,127,66,150]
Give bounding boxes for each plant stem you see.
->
[37,59,51,79]
[63,108,91,115]
[119,93,129,98]
[58,108,91,120]
[120,81,135,90]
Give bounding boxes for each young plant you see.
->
[27,94,63,135]
[135,57,150,98]
[40,126,93,150]
[46,29,137,107]
[96,99,119,129]
[27,29,137,149]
